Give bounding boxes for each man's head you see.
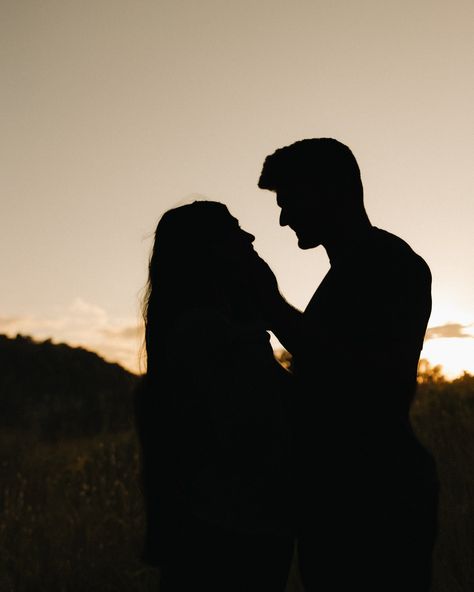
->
[258,138,365,249]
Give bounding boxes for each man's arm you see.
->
[249,253,303,355]
[265,293,302,355]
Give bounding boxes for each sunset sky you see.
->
[1,0,473,378]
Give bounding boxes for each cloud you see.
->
[69,297,108,323]
[425,323,473,340]
[0,298,143,374]
[101,325,144,341]
[0,316,22,329]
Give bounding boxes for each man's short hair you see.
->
[258,138,363,199]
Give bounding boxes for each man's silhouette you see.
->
[256,138,439,591]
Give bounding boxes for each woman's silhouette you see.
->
[134,201,295,591]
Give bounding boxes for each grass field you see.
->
[1,374,473,591]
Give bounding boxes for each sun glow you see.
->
[421,337,474,380]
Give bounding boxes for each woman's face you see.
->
[218,216,256,262]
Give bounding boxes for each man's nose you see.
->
[279,210,288,227]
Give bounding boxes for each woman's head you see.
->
[142,200,256,376]
[150,201,254,271]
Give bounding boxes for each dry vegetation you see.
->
[0,337,472,591]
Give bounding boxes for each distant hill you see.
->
[0,334,139,440]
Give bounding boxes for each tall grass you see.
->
[0,429,158,592]
[1,375,472,591]
[411,375,474,592]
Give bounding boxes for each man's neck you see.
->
[324,216,373,265]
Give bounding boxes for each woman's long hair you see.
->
[142,200,238,382]
[135,200,243,562]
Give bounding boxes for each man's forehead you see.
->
[275,183,314,206]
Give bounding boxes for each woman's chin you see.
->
[297,235,320,250]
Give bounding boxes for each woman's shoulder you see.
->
[166,307,273,364]
[173,306,232,336]
[166,307,234,359]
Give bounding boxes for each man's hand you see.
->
[248,251,302,354]
[249,252,282,313]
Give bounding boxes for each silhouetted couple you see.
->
[134,138,439,591]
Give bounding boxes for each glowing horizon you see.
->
[1,298,472,380]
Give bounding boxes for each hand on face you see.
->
[247,251,281,311]
[213,218,281,320]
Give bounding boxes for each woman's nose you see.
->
[244,230,255,242]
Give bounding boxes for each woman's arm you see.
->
[168,309,292,467]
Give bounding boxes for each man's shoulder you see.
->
[371,227,431,277]
[371,227,416,254]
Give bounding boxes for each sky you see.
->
[1,0,473,378]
